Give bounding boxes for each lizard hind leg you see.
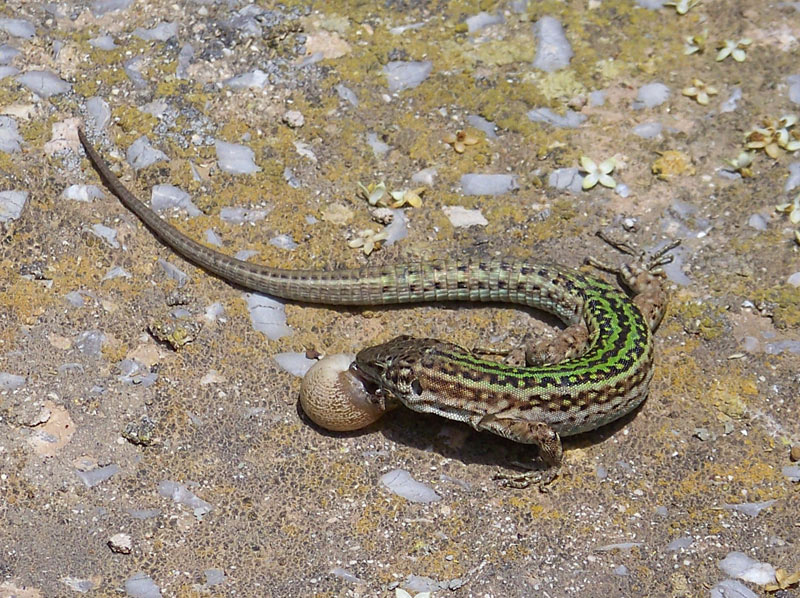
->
[586,233,680,331]
[472,321,591,367]
[524,321,591,366]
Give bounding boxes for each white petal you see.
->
[580,156,597,172]
[599,158,615,174]
[582,173,599,189]
[598,174,616,188]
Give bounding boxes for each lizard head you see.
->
[352,335,445,401]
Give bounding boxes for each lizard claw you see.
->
[493,463,560,491]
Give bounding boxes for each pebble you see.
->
[788,73,800,105]
[718,551,777,585]
[666,536,694,551]
[334,83,358,106]
[282,110,304,128]
[532,16,573,72]
[747,213,768,231]
[548,167,583,193]
[86,96,111,130]
[466,114,498,138]
[89,34,116,50]
[632,121,663,139]
[383,60,432,92]
[246,294,292,340]
[224,69,269,90]
[151,184,201,217]
[710,579,758,598]
[274,352,316,377]
[380,469,441,503]
[124,136,167,170]
[785,162,800,192]
[442,206,488,227]
[214,139,260,174]
[108,533,132,554]
[17,70,71,97]
[589,90,606,106]
[0,116,22,153]
[0,372,26,390]
[76,464,121,488]
[460,173,518,195]
[719,87,742,113]
[527,107,586,128]
[465,11,504,33]
[125,572,162,598]
[633,82,670,109]
[0,190,27,222]
[62,184,105,202]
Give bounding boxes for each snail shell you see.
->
[300,354,391,431]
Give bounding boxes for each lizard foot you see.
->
[493,463,560,491]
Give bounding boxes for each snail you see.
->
[300,354,394,431]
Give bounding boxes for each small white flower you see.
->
[388,187,425,208]
[716,38,751,62]
[778,115,800,152]
[682,78,718,105]
[443,130,479,153]
[725,151,755,177]
[357,181,387,206]
[358,182,424,208]
[580,156,616,190]
[746,115,800,158]
[684,33,706,55]
[776,195,800,225]
[395,590,431,598]
[348,228,389,255]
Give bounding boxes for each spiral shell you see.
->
[300,354,390,431]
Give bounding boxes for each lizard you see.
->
[77,127,676,487]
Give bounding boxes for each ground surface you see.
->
[1,1,799,597]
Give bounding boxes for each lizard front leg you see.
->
[469,412,563,489]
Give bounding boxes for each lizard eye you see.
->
[410,379,423,395]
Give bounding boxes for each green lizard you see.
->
[78,128,676,487]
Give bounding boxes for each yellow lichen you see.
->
[651,150,696,179]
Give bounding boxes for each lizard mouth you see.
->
[348,362,381,396]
